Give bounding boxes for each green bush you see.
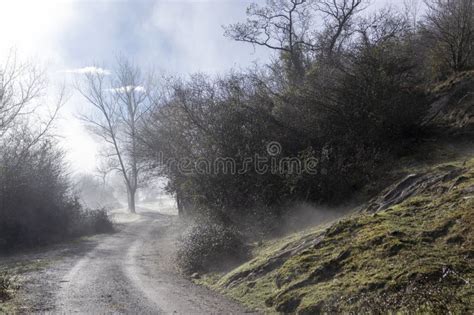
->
[90,209,114,234]
[177,222,249,274]
[69,207,114,237]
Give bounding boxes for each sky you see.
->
[0,0,272,173]
[0,0,408,174]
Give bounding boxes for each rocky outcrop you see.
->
[366,166,465,212]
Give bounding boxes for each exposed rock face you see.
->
[366,167,465,212]
[223,233,324,289]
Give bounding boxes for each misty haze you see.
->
[1,0,473,314]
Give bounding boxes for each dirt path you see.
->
[2,206,252,314]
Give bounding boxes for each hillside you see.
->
[196,150,473,313]
[194,75,474,313]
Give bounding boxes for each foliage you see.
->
[176,221,249,275]
[69,208,115,237]
[141,4,431,221]
[0,133,114,252]
[0,52,113,253]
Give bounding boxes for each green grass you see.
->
[196,157,474,313]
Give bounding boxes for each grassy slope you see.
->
[196,150,474,313]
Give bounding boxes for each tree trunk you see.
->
[176,190,185,217]
[176,193,182,217]
[127,187,136,213]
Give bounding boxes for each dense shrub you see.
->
[143,39,429,219]
[0,54,113,253]
[176,222,249,274]
[140,0,469,234]
[68,207,114,237]
[0,134,113,252]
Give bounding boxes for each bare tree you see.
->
[0,50,66,161]
[224,0,315,53]
[356,9,412,47]
[422,0,474,72]
[224,0,365,76]
[0,50,45,138]
[224,0,315,78]
[315,0,365,57]
[77,60,155,213]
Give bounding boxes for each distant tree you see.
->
[77,59,155,213]
[422,0,474,74]
[403,0,422,29]
[74,173,118,209]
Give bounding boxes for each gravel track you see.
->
[3,206,251,314]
